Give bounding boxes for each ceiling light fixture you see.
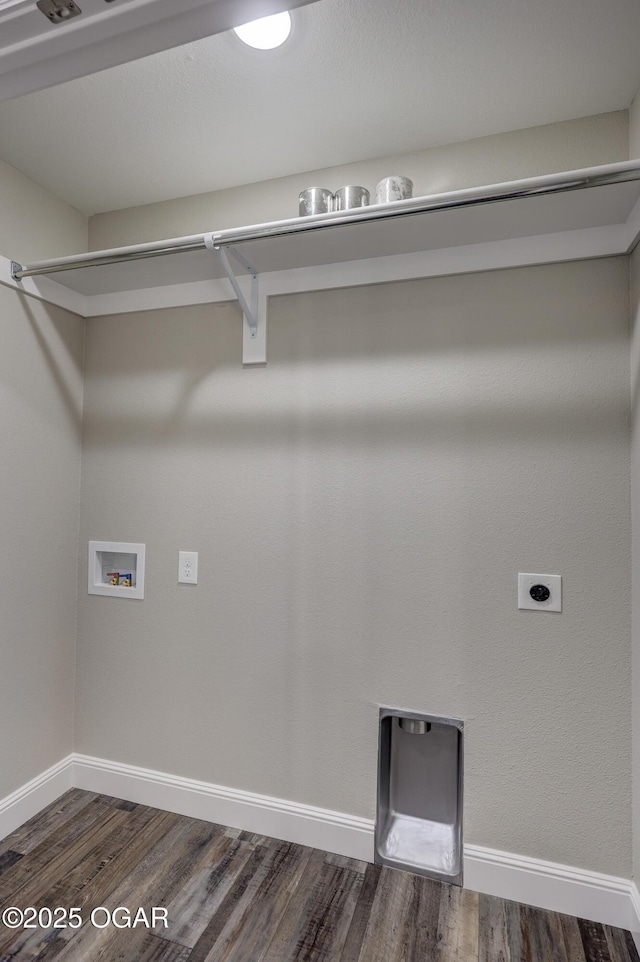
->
[233,10,291,49]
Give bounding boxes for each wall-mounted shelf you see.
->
[4,160,640,365]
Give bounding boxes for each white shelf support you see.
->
[204,236,266,365]
[242,278,267,367]
[216,245,258,338]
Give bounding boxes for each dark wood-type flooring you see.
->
[0,789,636,961]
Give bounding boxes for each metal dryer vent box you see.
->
[375,708,464,886]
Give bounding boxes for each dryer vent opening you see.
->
[375,709,463,886]
[399,718,431,735]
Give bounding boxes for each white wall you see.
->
[630,88,640,159]
[0,281,84,798]
[89,111,627,250]
[631,243,640,889]
[630,84,640,892]
[0,157,87,263]
[0,159,85,799]
[75,257,631,877]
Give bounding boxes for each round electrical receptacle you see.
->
[529,584,551,603]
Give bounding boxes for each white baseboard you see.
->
[464,844,635,932]
[71,753,374,862]
[0,756,73,843]
[2,754,639,937]
[630,883,640,952]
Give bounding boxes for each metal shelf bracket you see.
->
[205,235,258,335]
[204,235,266,365]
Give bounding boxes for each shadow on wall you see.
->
[72,257,631,870]
[17,292,84,434]
[87,263,626,369]
[80,262,629,450]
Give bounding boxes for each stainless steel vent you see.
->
[376,708,464,886]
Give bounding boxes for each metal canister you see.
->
[299,187,334,217]
[375,176,413,205]
[334,186,370,211]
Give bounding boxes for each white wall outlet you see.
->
[178,551,198,585]
[518,573,561,612]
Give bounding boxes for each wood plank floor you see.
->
[0,789,636,961]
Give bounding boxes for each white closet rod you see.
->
[11,159,640,281]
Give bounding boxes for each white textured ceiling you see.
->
[1,0,640,215]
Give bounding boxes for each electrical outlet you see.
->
[518,573,561,611]
[178,551,198,585]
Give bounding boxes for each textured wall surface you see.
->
[0,158,87,263]
[89,111,628,250]
[631,243,640,886]
[75,257,631,876]
[630,89,640,159]
[0,284,84,798]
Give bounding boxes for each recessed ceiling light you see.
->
[233,10,291,50]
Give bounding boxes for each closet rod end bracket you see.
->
[11,262,24,282]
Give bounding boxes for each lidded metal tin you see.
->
[299,187,334,216]
[334,185,370,211]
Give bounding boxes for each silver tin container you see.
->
[375,175,413,205]
[299,187,334,217]
[334,185,370,211]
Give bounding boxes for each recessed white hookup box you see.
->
[88,541,145,600]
